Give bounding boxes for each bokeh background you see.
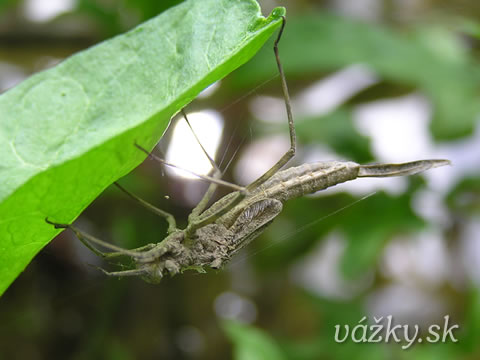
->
[1,0,480,359]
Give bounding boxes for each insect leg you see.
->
[135,141,248,239]
[246,16,296,192]
[97,267,148,278]
[45,218,153,259]
[135,143,245,192]
[114,182,177,233]
[182,109,223,218]
[185,191,246,239]
[186,18,291,237]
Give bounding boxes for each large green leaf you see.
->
[0,0,285,295]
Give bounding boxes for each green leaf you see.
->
[0,0,285,295]
[222,320,287,360]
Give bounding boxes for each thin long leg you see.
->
[186,16,291,235]
[181,109,220,172]
[134,126,248,240]
[189,117,246,221]
[192,127,245,216]
[185,191,246,239]
[114,182,177,233]
[135,143,245,192]
[98,267,148,278]
[138,17,292,239]
[182,109,223,218]
[189,178,219,219]
[246,16,295,192]
[45,218,154,259]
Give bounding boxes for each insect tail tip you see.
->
[45,217,69,229]
[433,159,452,168]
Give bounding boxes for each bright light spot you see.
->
[175,326,205,355]
[302,144,342,163]
[332,0,383,21]
[429,122,480,192]
[234,136,290,185]
[249,95,286,124]
[366,284,446,326]
[354,94,433,162]
[380,232,450,288]
[24,0,76,22]
[354,93,479,195]
[296,64,378,117]
[250,65,378,124]
[228,258,259,294]
[214,292,257,323]
[412,189,450,225]
[165,110,223,179]
[197,81,221,99]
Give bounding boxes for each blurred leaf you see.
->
[223,320,287,360]
[124,0,185,22]
[254,186,423,277]
[281,336,389,360]
[253,193,351,271]
[75,0,125,36]
[446,176,480,215]
[0,0,17,12]
[292,291,464,359]
[257,108,372,162]
[295,109,373,162]
[105,338,134,360]
[340,189,424,278]
[75,0,186,37]
[305,291,365,331]
[401,344,460,360]
[235,13,480,139]
[283,291,390,360]
[461,286,480,353]
[0,0,285,295]
[460,19,480,39]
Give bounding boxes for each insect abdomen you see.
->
[257,161,360,202]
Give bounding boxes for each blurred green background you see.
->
[1,0,480,359]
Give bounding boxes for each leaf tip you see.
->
[269,6,286,20]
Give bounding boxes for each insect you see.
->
[46,17,449,283]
